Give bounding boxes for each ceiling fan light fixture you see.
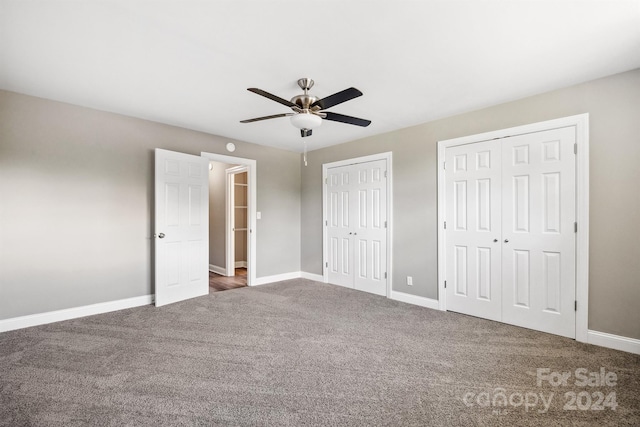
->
[241,79,370,138]
[290,113,322,130]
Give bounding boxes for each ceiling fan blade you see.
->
[240,113,294,123]
[311,87,363,110]
[247,88,297,108]
[323,112,371,127]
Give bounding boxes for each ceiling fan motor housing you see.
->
[290,94,318,109]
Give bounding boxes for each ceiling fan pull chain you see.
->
[303,140,308,166]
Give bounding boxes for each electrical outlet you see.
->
[407,276,413,286]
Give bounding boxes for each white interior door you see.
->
[327,159,388,296]
[443,127,577,338]
[327,164,354,288]
[445,140,502,321]
[501,127,576,338]
[154,149,209,307]
[352,159,388,296]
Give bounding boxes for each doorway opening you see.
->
[201,151,257,289]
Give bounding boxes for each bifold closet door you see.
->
[501,127,576,338]
[352,159,387,296]
[327,159,388,296]
[444,126,577,338]
[445,140,502,321]
[327,164,354,288]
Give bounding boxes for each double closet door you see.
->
[326,159,388,296]
[444,127,576,338]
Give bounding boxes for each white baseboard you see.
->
[587,330,640,355]
[235,261,247,268]
[253,271,302,286]
[209,264,226,276]
[0,294,154,333]
[390,290,440,310]
[301,272,325,282]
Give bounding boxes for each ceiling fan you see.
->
[240,78,371,137]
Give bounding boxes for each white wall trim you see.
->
[322,151,393,297]
[253,272,302,286]
[235,261,248,268]
[0,295,154,333]
[437,114,590,341]
[225,165,249,278]
[390,291,440,310]
[301,272,325,282]
[574,115,590,343]
[587,330,640,355]
[209,264,226,276]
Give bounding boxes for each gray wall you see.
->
[301,69,640,340]
[0,90,301,320]
[2,69,639,341]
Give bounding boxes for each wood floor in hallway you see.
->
[209,268,247,292]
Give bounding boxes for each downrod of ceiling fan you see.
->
[297,78,314,93]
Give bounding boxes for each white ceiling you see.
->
[1,1,639,153]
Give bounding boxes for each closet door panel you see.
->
[327,166,354,288]
[501,127,576,338]
[445,141,502,320]
[353,159,387,296]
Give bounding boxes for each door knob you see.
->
[158,233,165,239]
[493,239,498,242]
[504,239,509,243]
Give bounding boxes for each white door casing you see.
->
[445,140,502,321]
[324,153,392,297]
[154,149,209,307]
[438,114,589,341]
[225,165,249,277]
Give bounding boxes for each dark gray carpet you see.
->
[1,280,639,426]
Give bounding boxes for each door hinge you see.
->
[384,220,387,228]
[325,262,328,268]
[443,161,446,170]
[575,300,577,311]
[574,143,577,155]
[444,221,447,229]
[325,220,328,226]
[325,177,328,184]
[444,280,447,289]
[384,272,387,279]
[384,171,388,178]
[574,222,578,233]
